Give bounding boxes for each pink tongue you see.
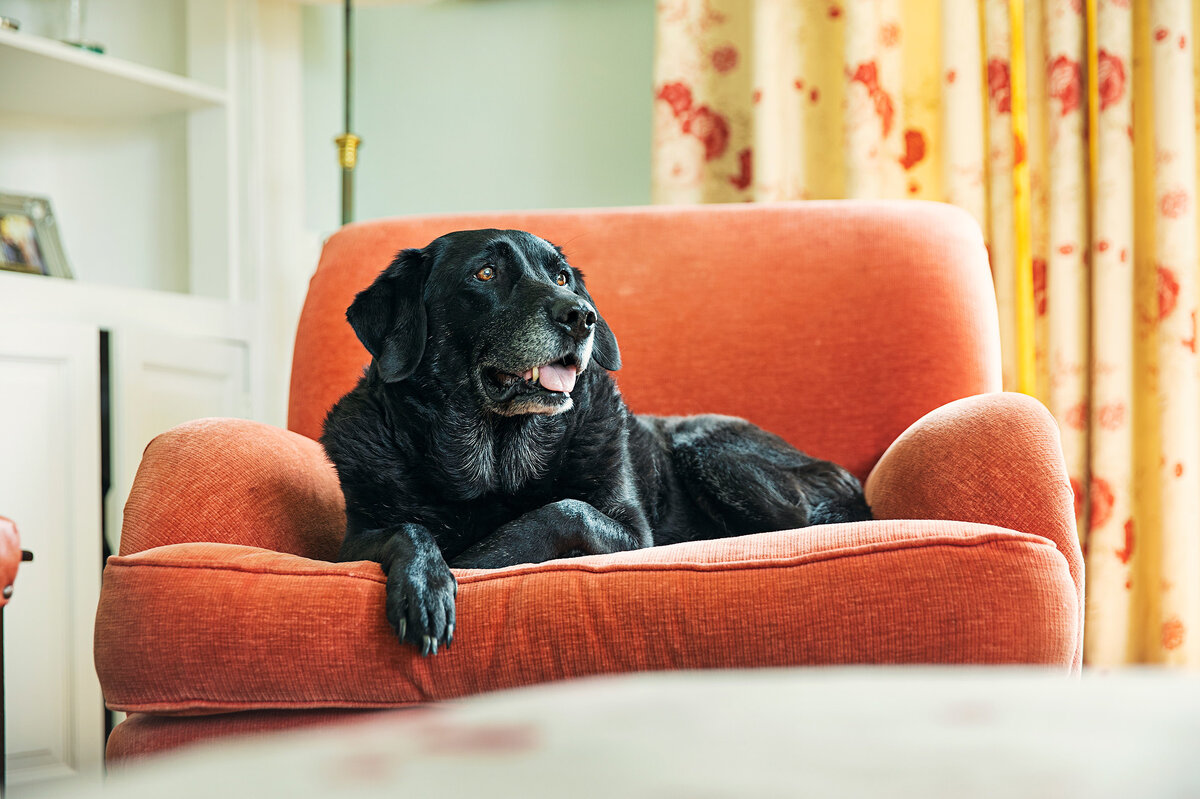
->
[538,362,577,393]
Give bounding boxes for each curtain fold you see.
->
[1145,0,1200,665]
[1086,0,1136,664]
[652,0,1200,666]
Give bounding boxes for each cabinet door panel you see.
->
[0,321,104,785]
[107,331,251,553]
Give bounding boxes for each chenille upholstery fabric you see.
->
[116,418,345,561]
[865,392,1083,670]
[96,201,1081,760]
[97,520,1075,717]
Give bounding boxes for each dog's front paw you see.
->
[385,555,457,655]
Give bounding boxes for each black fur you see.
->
[322,229,871,655]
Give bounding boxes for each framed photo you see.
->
[0,193,73,279]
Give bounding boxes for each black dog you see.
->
[322,230,871,655]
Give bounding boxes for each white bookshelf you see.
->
[0,1,237,298]
[0,27,226,119]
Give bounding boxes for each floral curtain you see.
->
[652,0,1200,666]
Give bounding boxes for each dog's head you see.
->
[346,229,620,417]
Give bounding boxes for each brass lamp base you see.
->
[336,133,361,226]
[336,133,361,170]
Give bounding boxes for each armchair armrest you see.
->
[864,392,1083,669]
[119,419,346,561]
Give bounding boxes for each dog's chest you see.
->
[429,413,565,499]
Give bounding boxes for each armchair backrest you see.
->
[289,201,1001,479]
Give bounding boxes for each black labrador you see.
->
[322,230,871,655]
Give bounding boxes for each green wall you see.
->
[303,0,656,233]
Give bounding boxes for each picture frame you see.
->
[0,193,73,279]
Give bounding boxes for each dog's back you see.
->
[629,413,871,547]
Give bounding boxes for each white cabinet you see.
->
[0,305,254,791]
[106,330,251,552]
[0,320,104,786]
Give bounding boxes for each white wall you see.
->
[302,0,656,235]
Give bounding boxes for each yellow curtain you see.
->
[652,0,1200,666]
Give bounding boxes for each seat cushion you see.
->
[94,520,1077,715]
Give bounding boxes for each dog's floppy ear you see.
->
[571,270,620,371]
[346,248,428,383]
[592,314,621,372]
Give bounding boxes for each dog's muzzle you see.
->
[550,297,597,343]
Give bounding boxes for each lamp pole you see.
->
[335,0,360,226]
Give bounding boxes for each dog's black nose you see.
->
[550,297,597,340]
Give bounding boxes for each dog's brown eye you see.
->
[476,265,496,282]
[555,271,569,286]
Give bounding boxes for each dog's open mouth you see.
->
[485,354,580,397]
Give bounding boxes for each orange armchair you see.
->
[95,202,1081,762]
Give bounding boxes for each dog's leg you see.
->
[339,522,456,655]
[450,499,648,569]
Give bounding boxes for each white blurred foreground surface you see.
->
[32,667,1200,798]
